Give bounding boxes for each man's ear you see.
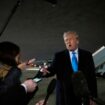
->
[77,40,79,45]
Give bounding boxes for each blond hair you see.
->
[63,31,79,39]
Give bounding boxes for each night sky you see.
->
[0,0,105,61]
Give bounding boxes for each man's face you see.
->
[64,34,79,51]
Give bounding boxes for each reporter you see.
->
[0,41,37,105]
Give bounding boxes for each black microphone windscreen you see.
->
[43,78,56,105]
[47,78,56,96]
[71,71,90,98]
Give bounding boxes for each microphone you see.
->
[43,78,56,105]
[91,97,105,105]
[71,71,90,105]
[32,71,43,83]
[32,65,48,83]
[72,71,90,97]
[71,71,105,105]
[33,70,43,78]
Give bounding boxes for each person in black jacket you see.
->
[37,31,97,105]
[0,41,38,105]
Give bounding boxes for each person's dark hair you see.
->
[0,41,20,66]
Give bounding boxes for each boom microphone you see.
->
[43,78,56,105]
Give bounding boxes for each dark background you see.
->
[0,0,105,61]
[0,1,105,105]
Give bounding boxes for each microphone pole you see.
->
[0,0,23,37]
[43,78,56,105]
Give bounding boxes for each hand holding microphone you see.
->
[21,79,37,93]
[32,63,50,83]
[40,66,50,76]
[35,100,45,105]
[26,58,36,66]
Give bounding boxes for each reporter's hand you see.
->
[18,62,27,70]
[26,58,36,66]
[18,58,35,70]
[40,67,50,76]
[22,79,37,92]
[35,99,45,105]
[90,99,96,105]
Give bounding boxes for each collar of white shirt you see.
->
[69,49,78,61]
